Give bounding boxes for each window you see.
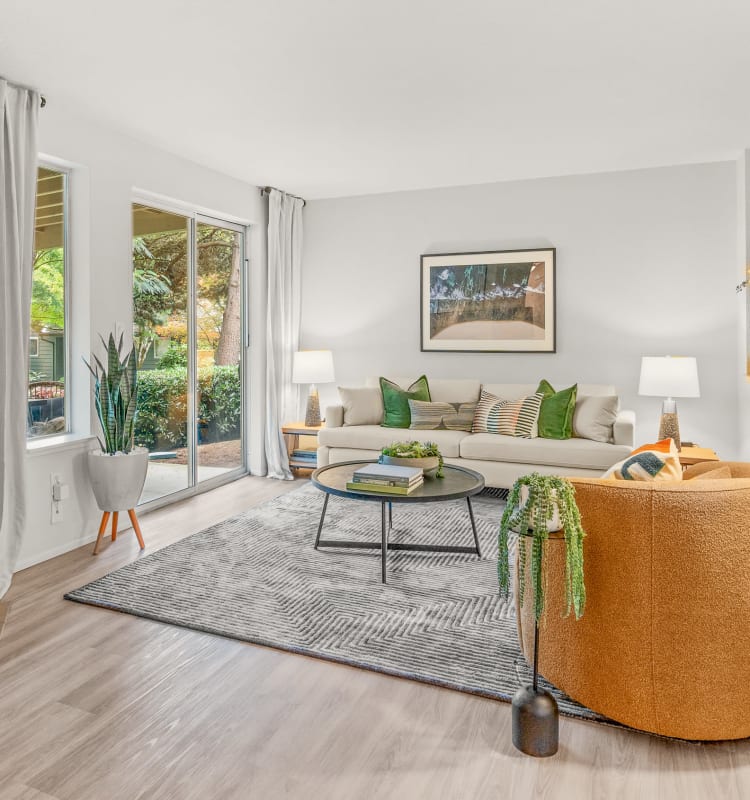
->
[28,165,68,439]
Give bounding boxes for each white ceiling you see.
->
[3,1,750,199]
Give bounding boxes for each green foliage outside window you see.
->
[134,365,240,450]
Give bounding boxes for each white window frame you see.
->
[28,161,71,441]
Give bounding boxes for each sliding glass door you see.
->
[195,220,244,483]
[132,203,246,505]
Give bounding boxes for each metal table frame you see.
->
[311,461,485,583]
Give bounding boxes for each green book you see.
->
[346,480,422,495]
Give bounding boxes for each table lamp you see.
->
[638,356,700,450]
[292,350,335,427]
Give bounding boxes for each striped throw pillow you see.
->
[471,389,544,438]
[408,400,477,432]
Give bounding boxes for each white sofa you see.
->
[318,377,635,488]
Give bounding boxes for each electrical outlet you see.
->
[50,502,63,524]
[50,473,64,524]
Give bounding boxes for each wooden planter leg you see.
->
[111,511,119,542]
[93,512,110,555]
[128,509,146,550]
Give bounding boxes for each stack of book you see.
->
[346,463,424,495]
[291,448,316,464]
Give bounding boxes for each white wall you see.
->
[302,162,740,459]
[737,154,750,461]
[18,104,266,569]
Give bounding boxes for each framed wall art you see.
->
[420,248,556,353]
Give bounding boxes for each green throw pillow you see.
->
[536,379,577,439]
[380,375,431,428]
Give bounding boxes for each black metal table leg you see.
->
[466,496,482,557]
[388,501,393,530]
[381,501,388,583]
[314,494,329,549]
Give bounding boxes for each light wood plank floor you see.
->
[1,475,749,800]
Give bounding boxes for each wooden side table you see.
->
[282,421,323,470]
[678,446,719,468]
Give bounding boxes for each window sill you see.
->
[26,433,97,457]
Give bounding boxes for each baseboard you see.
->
[15,516,136,572]
[15,535,99,571]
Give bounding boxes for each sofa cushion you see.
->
[460,433,632,470]
[685,465,732,480]
[319,425,468,458]
[483,383,616,399]
[380,375,431,428]
[472,389,544,438]
[536,380,577,439]
[338,386,383,426]
[366,377,480,404]
[423,379,480,404]
[408,399,476,432]
[573,395,619,443]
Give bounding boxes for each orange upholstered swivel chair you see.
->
[517,462,750,740]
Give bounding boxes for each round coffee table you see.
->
[311,460,486,583]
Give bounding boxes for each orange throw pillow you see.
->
[631,438,674,456]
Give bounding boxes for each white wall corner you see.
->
[738,152,750,461]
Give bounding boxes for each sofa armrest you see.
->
[613,409,635,448]
[325,405,344,428]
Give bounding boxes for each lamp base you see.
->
[512,686,559,757]
[305,388,321,428]
[658,398,681,450]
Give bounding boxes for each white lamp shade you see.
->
[638,356,700,398]
[292,350,335,384]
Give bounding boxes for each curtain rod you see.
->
[261,186,306,206]
[1,76,46,107]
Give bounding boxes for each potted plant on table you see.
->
[497,472,587,758]
[379,440,445,478]
[85,333,148,554]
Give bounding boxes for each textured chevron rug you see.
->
[65,482,606,724]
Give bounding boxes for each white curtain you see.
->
[265,189,303,480]
[0,80,39,598]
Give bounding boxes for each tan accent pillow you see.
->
[338,387,384,426]
[685,465,732,480]
[573,395,619,443]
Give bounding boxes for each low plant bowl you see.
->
[379,454,440,478]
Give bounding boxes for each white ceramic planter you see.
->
[87,448,149,512]
[519,485,562,532]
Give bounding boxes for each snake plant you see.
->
[498,473,586,622]
[84,332,139,454]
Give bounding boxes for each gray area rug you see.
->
[66,483,607,725]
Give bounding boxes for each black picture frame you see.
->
[420,248,556,353]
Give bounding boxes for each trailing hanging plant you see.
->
[84,332,139,454]
[380,440,445,477]
[498,473,586,622]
